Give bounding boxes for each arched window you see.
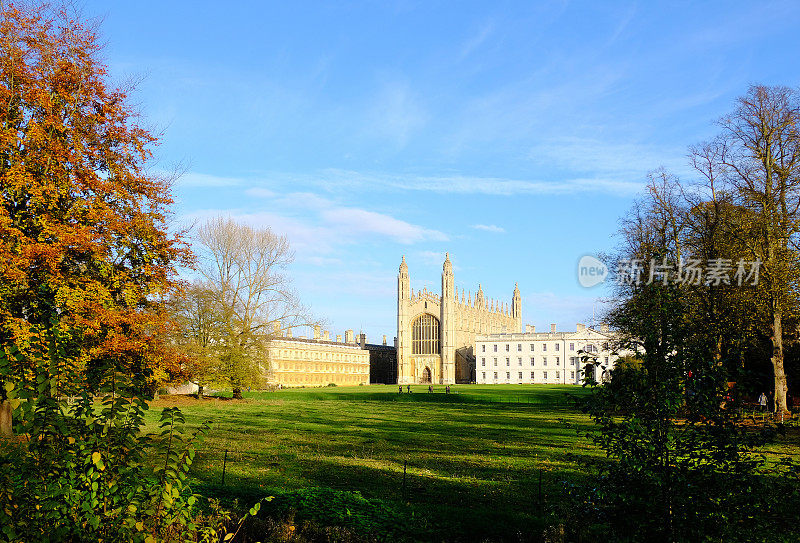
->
[412,314,440,355]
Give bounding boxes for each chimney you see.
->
[359,333,366,348]
[336,334,342,342]
[577,323,586,333]
[323,330,330,341]
[286,328,293,338]
[394,336,398,348]
[525,324,535,333]
[345,329,354,343]
[313,325,321,340]
[382,335,387,346]
[273,322,282,336]
[550,323,557,333]
[601,323,610,333]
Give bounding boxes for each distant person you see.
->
[758,392,768,412]
[407,385,411,393]
[446,385,450,394]
[428,385,433,393]
[399,385,403,394]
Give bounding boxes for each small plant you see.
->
[0,322,226,542]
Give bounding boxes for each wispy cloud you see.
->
[177,172,242,187]
[180,188,448,256]
[312,169,644,197]
[459,23,494,60]
[244,187,276,198]
[528,137,689,178]
[322,207,447,244]
[472,224,505,233]
[366,80,427,148]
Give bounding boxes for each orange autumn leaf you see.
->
[0,4,193,391]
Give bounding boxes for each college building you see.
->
[265,326,378,387]
[257,253,621,388]
[474,323,620,385]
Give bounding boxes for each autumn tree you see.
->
[713,86,800,413]
[0,3,191,396]
[0,4,223,540]
[169,281,223,398]
[196,217,312,399]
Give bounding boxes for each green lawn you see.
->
[146,384,601,540]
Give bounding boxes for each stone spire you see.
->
[398,255,410,300]
[443,252,453,275]
[512,282,522,331]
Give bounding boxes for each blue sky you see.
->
[87,1,800,341]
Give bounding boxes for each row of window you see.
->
[480,342,608,353]
[480,371,575,381]
[276,349,367,362]
[480,356,610,367]
[273,374,368,384]
[272,363,369,373]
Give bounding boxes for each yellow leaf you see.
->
[92,452,101,465]
[67,437,75,445]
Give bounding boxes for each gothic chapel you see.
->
[396,254,522,384]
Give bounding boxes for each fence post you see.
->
[538,469,542,507]
[402,460,407,500]
[222,449,228,486]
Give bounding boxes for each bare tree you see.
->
[197,217,313,399]
[716,85,800,413]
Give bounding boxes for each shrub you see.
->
[0,325,228,542]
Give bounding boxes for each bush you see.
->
[0,326,229,542]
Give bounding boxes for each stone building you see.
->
[397,254,522,385]
[265,326,370,387]
[474,323,622,385]
[366,335,398,384]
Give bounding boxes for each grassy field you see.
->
[145,384,800,541]
[146,384,602,540]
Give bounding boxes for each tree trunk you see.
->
[0,401,11,436]
[772,307,790,413]
[197,384,204,399]
[232,386,243,400]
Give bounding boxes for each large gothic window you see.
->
[411,314,440,355]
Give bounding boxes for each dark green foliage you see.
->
[563,280,800,542]
[0,321,220,542]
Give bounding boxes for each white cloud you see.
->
[366,80,427,148]
[472,224,505,233]
[180,188,448,256]
[244,187,276,198]
[177,172,242,187]
[321,207,447,244]
[459,23,494,60]
[528,137,690,179]
[314,169,644,197]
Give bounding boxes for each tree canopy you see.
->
[0,3,191,392]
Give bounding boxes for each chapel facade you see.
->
[397,254,521,384]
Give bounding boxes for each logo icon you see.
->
[578,255,608,288]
